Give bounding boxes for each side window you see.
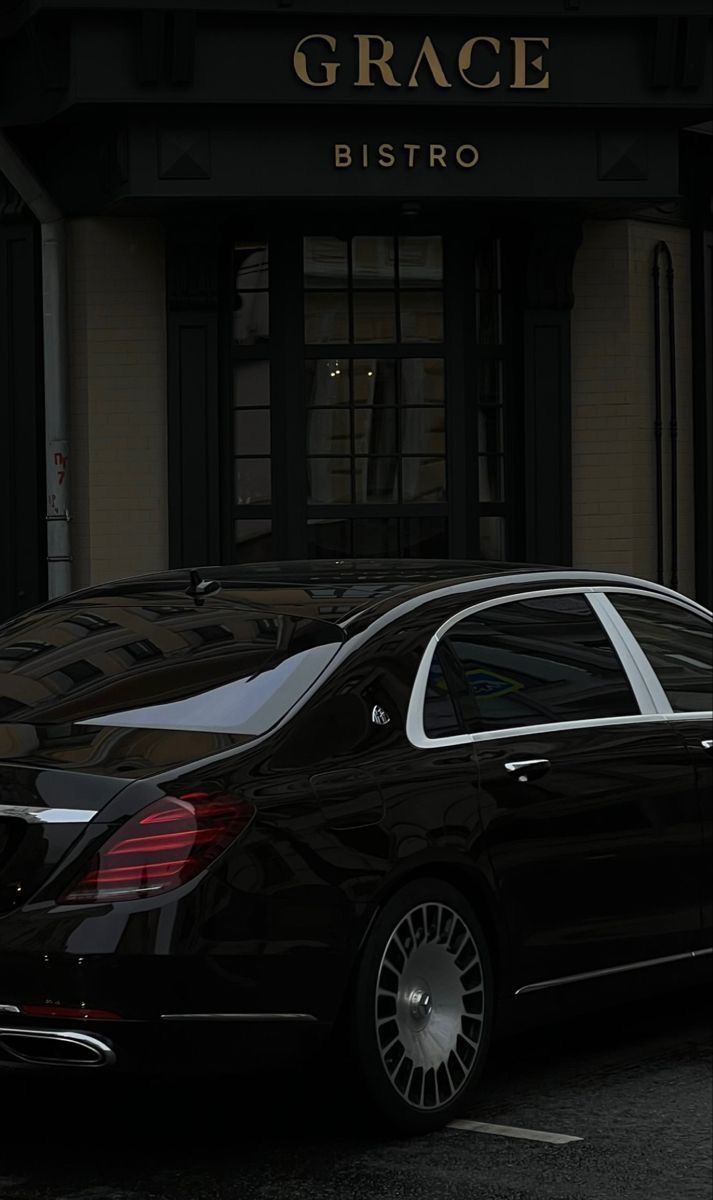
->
[444,593,639,733]
[608,593,713,713]
[423,647,463,737]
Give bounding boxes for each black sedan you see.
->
[0,560,711,1133]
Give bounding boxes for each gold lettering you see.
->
[378,143,395,167]
[334,144,352,167]
[355,35,401,87]
[429,144,447,167]
[510,36,550,89]
[294,34,339,87]
[458,36,501,89]
[361,144,369,167]
[455,144,479,168]
[407,35,451,88]
[404,143,421,167]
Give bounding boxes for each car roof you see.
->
[44,559,696,630]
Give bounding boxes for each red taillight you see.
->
[61,792,254,904]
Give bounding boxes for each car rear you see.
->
[0,587,344,1073]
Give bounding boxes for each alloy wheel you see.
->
[374,901,485,1110]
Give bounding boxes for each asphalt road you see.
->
[1,979,710,1200]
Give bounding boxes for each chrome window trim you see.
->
[598,586,713,717]
[468,712,671,745]
[664,710,713,722]
[587,592,665,713]
[344,569,706,639]
[406,586,662,750]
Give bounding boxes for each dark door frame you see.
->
[167,209,579,570]
[0,211,45,622]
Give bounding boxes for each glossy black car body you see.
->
[0,561,711,1123]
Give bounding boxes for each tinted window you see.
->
[423,648,462,737]
[0,600,342,734]
[609,593,713,713]
[445,593,638,732]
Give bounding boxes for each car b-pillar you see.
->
[521,218,582,567]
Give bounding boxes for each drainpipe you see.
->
[0,132,71,599]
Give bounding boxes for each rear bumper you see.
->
[0,1014,330,1075]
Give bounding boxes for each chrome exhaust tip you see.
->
[0,1026,116,1068]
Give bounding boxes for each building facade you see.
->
[1,2,711,624]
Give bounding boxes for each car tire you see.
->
[349,877,494,1135]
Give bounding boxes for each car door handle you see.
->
[702,739,713,752]
[504,758,551,783]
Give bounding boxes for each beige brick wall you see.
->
[571,219,695,597]
[69,218,168,588]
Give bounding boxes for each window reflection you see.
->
[423,649,461,736]
[446,595,638,732]
[233,243,269,346]
[303,235,445,348]
[352,236,395,288]
[608,595,713,713]
[399,236,443,287]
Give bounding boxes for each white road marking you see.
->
[448,1119,583,1144]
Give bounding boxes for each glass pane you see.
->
[353,408,398,456]
[399,236,443,287]
[477,360,503,405]
[475,240,501,292]
[353,518,399,557]
[353,291,396,343]
[608,594,713,713]
[307,519,352,557]
[234,519,272,563]
[447,595,638,733]
[478,406,503,457]
[304,237,348,289]
[307,458,351,504]
[401,359,444,406]
[476,290,502,345]
[401,407,446,455]
[478,455,504,502]
[399,292,444,343]
[233,289,269,346]
[353,359,397,406]
[305,359,350,406]
[234,458,271,505]
[306,409,351,456]
[400,517,448,557]
[235,243,269,291]
[234,360,270,407]
[354,458,398,503]
[402,458,446,503]
[352,236,395,288]
[305,292,349,343]
[479,516,507,560]
[234,409,271,456]
[423,648,462,737]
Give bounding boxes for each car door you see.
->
[603,590,713,947]
[438,589,703,991]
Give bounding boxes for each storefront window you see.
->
[234,243,269,345]
[475,244,506,535]
[232,243,273,562]
[228,232,510,565]
[303,236,448,557]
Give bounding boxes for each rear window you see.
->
[0,598,343,734]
